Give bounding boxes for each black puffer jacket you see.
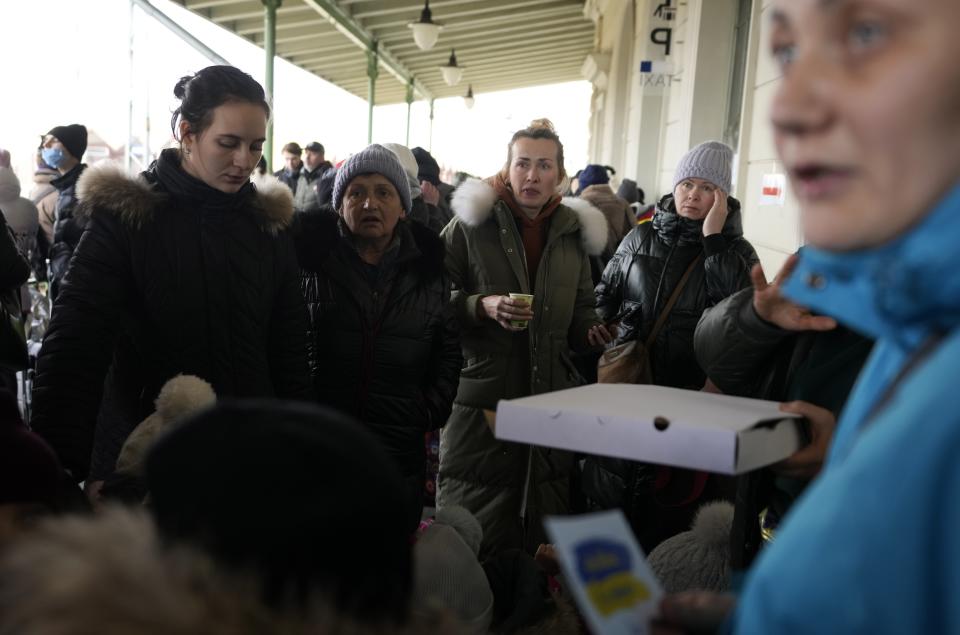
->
[31,151,314,481]
[595,194,759,389]
[295,210,461,478]
[48,163,87,299]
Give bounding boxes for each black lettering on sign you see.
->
[651,27,672,56]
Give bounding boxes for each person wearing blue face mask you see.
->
[41,124,87,301]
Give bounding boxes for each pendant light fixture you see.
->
[463,85,475,109]
[440,49,463,86]
[408,0,442,51]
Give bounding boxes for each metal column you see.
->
[405,80,414,146]
[367,42,379,144]
[262,0,281,172]
[428,98,435,151]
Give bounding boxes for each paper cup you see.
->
[508,293,534,329]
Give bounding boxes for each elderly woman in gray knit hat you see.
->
[293,144,462,532]
[584,141,759,553]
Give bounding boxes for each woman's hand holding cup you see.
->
[480,293,535,331]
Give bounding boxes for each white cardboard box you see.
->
[495,384,804,474]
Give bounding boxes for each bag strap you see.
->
[645,253,702,349]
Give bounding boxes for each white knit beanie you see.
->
[672,141,734,194]
[648,501,734,593]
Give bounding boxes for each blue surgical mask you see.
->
[42,147,66,169]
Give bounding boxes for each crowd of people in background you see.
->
[1,0,959,632]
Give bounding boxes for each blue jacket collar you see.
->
[783,183,960,349]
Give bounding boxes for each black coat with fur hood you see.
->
[30,150,314,481]
[294,210,461,478]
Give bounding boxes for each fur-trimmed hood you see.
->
[75,160,295,235]
[450,177,608,256]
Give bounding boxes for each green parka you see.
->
[438,178,608,555]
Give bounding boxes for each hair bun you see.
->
[528,118,556,133]
[173,74,193,99]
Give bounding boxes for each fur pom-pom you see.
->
[690,501,735,547]
[435,506,483,557]
[154,375,216,423]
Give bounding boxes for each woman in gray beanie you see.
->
[584,140,759,553]
[294,144,462,533]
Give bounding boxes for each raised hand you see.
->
[702,190,729,236]
[752,254,837,332]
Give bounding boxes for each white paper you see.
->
[495,384,801,474]
[546,510,663,635]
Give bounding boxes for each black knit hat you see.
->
[411,147,441,186]
[45,124,88,161]
[145,399,413,622]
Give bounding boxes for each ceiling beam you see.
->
[402,46,589,73]
[355,0,560,21]
[300,0,433,99]
[185,0,240,10]
[237,18,327,36]
[363,0,577,31]
[391,32,593,66]
[210,4,313,23]
[377,13,584,43]
[387,21,590,53]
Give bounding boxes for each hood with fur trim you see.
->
[75,161,295,236]
[450,178,608,256]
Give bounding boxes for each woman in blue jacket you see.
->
[656,0,960,633]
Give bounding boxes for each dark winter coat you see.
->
[696,286,872,409]
[30,151,313,481]
[595,194,759,389]
[293,163,333,213]
[408,197,447,234]
[295,210,461,478]
[48,163,87,299]
[438,178,609,556]
[273,167,300,194]
[0,215,29,291]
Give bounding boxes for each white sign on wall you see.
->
[760,173,787,207]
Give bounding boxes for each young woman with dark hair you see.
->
[30,65,314,489]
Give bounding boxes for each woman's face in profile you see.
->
[770,0,960,251]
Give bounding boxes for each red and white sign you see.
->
[760,173,786,206]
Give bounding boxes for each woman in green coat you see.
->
[438,119,614,556]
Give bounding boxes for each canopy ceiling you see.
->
[178,0,596,104]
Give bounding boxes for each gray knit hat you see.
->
[413,507,493,633]
[332,143,412,214]
[648,501,733,593]
[673,141,733,194]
